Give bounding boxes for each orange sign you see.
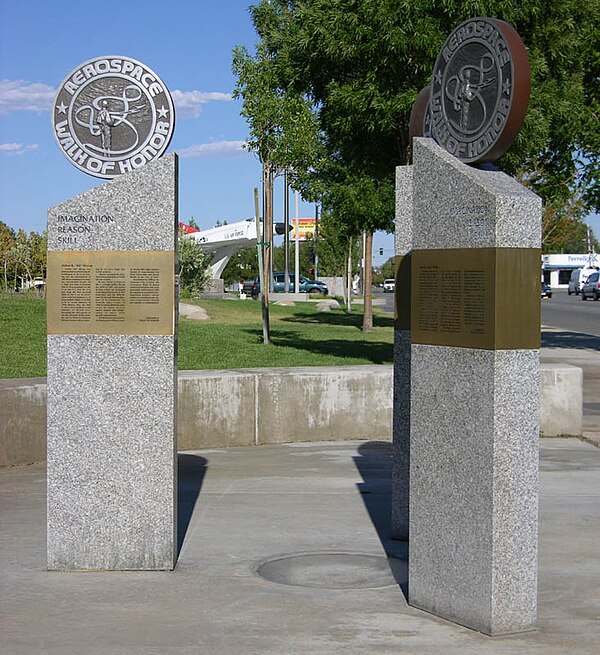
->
[290,218,317,241]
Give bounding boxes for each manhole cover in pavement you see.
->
[255,552,405,589]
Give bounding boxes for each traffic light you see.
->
[379,248,384,256]
[274,222,294,235]
[308,247,315,263]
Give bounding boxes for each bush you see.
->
[178,234,212,297]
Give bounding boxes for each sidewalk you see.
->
[1,437,598,655]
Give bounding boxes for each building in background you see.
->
[542,253,599,287]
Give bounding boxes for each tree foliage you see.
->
[235,0,599,233]
[178,233,212,298]
[374,257,397,286]
[222,246,259,285]
[0,222,47,291]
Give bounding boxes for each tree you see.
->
[235,1,598,325]
[0,222,16,290]
[253,0,597,209]
[178,233,212,298]
[374,257,396,286]
[221,246,259,286]
[0,224,47,292]
[28,230,47,281]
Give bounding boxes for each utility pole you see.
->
[255,187,270,344]
[284,170,290,292]
[347,236,353,314]
[314,203,319,279]
[263,164,273,294]
[294,190,300,294]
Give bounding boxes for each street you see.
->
[541,288,600,337]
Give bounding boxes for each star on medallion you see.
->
[502,79,512,96]
[56,102,67,114]
[434,69,442,85]
[157,105,170,118]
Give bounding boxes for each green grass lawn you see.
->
[0,294,394,378]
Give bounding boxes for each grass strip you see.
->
[0,295,394,378]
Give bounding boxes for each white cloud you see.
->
[171,90,233,118]
[0,80,55,115]
[0,81,232,119]
[178,140,248,158]
[0,142,39,156]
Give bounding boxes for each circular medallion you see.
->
[408,85,432,141]
[429,18,530,163]
[52,56,175,179]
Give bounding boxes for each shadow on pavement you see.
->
[353,441,408,598]
[542,330,600,351]
[177,454,207,556]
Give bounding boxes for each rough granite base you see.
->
[408,344,539,635]
[391,164,413,540]
[391,330,410,540]
[47,335,177,571]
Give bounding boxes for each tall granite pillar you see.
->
[46,154,178,571]
[391,165,413,540]
[406,139,541,635]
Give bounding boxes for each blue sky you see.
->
[0,0,596,263]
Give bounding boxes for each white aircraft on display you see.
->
[180,218,258,279]
[181,218,300,280]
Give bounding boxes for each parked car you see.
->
[568,267,597,295]
[580,271,600,301]
[383,278,395,293]
[541,282,552,299]
[251,273,328,298]
[241,280,255,295]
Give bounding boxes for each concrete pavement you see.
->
[1,437,599,654]
[1,321,598,652]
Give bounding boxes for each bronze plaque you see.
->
[411,248,540,350]
[47,250,175,335]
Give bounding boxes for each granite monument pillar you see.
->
[46,156,178,571]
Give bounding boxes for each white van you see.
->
[568,267,596,295]
[383,278,395,293]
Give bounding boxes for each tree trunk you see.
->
[362,231,373,331]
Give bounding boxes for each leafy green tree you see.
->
[222,246,259,286]
[178,233,212,298]
[374,257,396,286]
[0,224,47,292]
[252,0,597,208]
[311,212,361,280]
[235,0,598,327]
[28,230,47,280]
[0,222,16,290]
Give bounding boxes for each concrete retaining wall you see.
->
[0,378,47,467]
[540,363,583,437]
[0,363,582,466]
